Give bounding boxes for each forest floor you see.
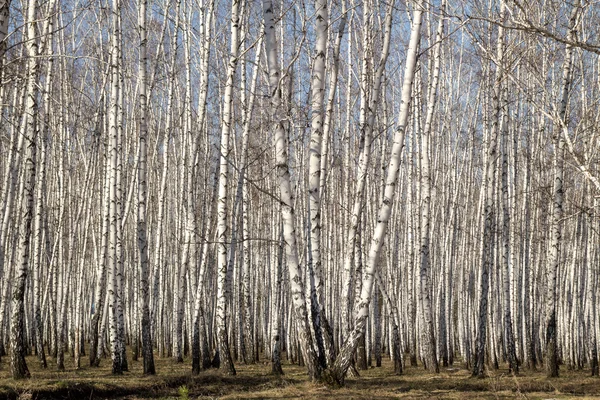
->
[1,350,600,399]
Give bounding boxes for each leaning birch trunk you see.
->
[473,4,505,377]
[328,0,423,385]
[10,0,38,379]
[262,0,321,381]
[307,0,329,370]
[215,0,242,375]
[340,0,392,350]
[417,0,445,373]
[137,0,155,375]
[545,0,578,379]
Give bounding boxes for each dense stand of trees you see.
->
[0,0,599,384]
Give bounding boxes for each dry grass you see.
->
[1,351,600,399]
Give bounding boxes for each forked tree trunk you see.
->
[328,0,423,385]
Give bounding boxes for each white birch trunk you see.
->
[329,0,423,384]
[263,0,321,381]
[473,4,505,377]
[545,0,578,378]
[307,0,329,369]
[240,34,262,365]
[500,76,518,373]
[107,0,123,374]
[10,0,38,378]
[417,0,445,373]
[215,0,242,375]
[137,0,155,374]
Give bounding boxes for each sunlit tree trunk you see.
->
[215,0,242,375]
[307,0,329,370]
[137,0,155,375]
[31,0,57,369]
[545,0,579,379]
[500,69,518,373]
[586,197,598,376]
[240,33,262,365]
[417,0,445,373]
[330,0,422,384]
[262,0,321,381]
[0,0,12,365]
[10,0,38,379]
[107,0,124,374]
[473,3,505,377]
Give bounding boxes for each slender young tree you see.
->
[239,33,262,365]
[417,0,446,373]
[190,0,215,375]
[0,0,9,82]
[137,0,155,375]
[545,0,579,379]
[500,64,518,374]
[10,0,39,379]
[215,0,242,375]
[107,0,124,374]
[473,2,506,377]
[30,0,58,370]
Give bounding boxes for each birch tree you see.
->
[107,0,125,374]
[417,0,446,373]
[262,0,321,381]
[473,2,506,377]
[10,0,38,379]
[307,0,329,370]
[137,0,155,374]
[215,0,242,375]
[545,0,579,378]
[329,0,423,384]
